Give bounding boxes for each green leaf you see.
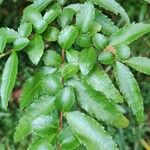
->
[88,21,101,36]
[95,10,119,36]
[57,0,68,5]
[29,137,54,150]
[23,5,47,34]
[43,50,61,67]
[43,3,61,24]
[85,67,124,103]
[76,2,95,33]
[115,61,144,123]
[125,57,150,75]
[32,115,58,138]
[0,35,6,53]
[32,0,52,12]
[18,22,32,38]
[43,26,59,42]
[145,0,150,3]
[65,3,81,12]
[41,67,57,75]
[0,28,19,43]
[66,49,79,64]
[66,111,119,150]
[14,95,55,142]
[115,44,131,61]
[13,37,30,51]
[67,79,129,128]
[98,51,115,65]
[42,74,62,96]
[60,126,80,150]
[90,0,130,24]
[20,72,44,109]
[109,23,150,46]
[79,47,97,75]
[0,0,3,5]
[1,52,18,110]
[27,35,44,65]
[92,33,108,50]
[58,25,78,49]
[58,8,75,28]
[61,63,79,80]
[56,86,75,112]
[76,34,91,48]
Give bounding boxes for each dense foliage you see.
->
[0,0,150,149]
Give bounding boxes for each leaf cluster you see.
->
[0,0,150,149]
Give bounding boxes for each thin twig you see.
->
[58,49,65,150]
[0,50,13,59]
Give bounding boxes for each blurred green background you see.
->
[0,0,150,149]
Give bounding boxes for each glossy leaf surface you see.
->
[66,111,119,150]
[67,79,129,128]
[125,57,150,75]
[27,35,44,65]
[1,52,18,110]
[115,61,144,123]
[86,67,124,103]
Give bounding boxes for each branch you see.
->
[58,49,65,150]
[0,50,13,59]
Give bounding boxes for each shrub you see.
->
[0,0,150,149]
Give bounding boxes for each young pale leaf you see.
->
[56,86,75,112]
[18,22,32,37]
[0,28,19,43]
[43,26,59,42]
[58,25,78,49]
[86,67,124,103]
[26,35,44,65]
[23,5,47,34]
[1,52,18,110]
[95,10,119,35]
[67,79,129,128]
[13,37,30,51]
[0,35,6,53]
[66,111,119,150]
[58,8,75,28]
[60,126,80,150]
[115,61,144,123]
[14,95,55,142]
[32,0,52,12]
[90,0,130,24]
[125,57,150,75]
[31,115,58,137]
[109,23,150,46]
[42,74,62,96]
[61,63,79,80]
[79,47,97,75]
[29,137,54,150]
[76,2,95,33]
[42,50,61,67]
[43,3,61,24]
[20,73,44,109]
[66,49,79,64]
